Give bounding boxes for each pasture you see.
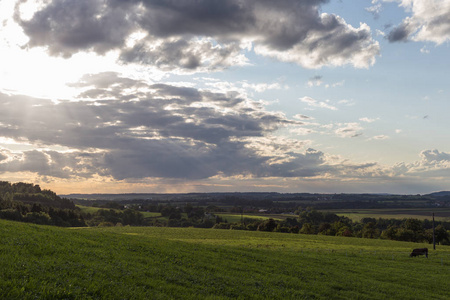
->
[76,204,161,219]
[0,219,449,299]
[325,208,450,222]
[216,213,282,223]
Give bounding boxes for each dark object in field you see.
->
[410,248,428,258]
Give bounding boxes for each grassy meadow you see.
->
[326,208,450,222]
[1,219,449,299]
[77,205,162,219]
[216,213,282,223]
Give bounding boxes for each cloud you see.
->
[307,75,323,87]
[290,127,316,136]
[387,22,412,42]
[386,0,450,44]
[293,114,314,120]
[241,82,283,93]
[4,74,372,181]
[359,117,378,123]
[325,80,345,89]
[15,0,380,71]
[0,151,8,162]
[300,96,337,110]
[420,45,430,54]
[338,99,355,106]
[371,135,389,140]
[386,149,450,178]
[366,2,383,19]
[119,37,249,73]
[420,149,450,163]
[334,123,363,138]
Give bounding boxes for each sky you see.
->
[1,0,450,195]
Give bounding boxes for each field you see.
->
[76,204,161,218]
[325,208,450,222]
[216,213,283,223]
[216,208,450,224]
[1,219,449,299]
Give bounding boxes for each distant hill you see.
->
[60,192,284,201]
[426,191,450,197]
[0,181,84,226]
[0,181,75,209]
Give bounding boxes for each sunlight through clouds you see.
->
[1,0,450,194]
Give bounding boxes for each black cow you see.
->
[410,248,428,258]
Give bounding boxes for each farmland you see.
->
[325,208,450,222]
[215,208,450,223]
[1,219,449,299]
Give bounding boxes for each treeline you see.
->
[83,209,145,227]
[214,209,450,245]
[0,181,85,226]
[0,181,75,209]
[125,202,450,245]
[88,203,225,228]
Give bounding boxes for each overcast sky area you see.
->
[1,0,450,194]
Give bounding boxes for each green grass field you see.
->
[325,208,450,222]
[1,219,449,299]
[76,205,103,214]
[76,205,161,218]
[216,213,282,223]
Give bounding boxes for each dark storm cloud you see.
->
[0,73,375,180]
[387,23,411,42]
[0,76,294,179]
[15,0,379,69]
[119,38,244,72]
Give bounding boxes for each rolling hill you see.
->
[1,219,448,299]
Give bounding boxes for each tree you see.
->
[299,223,315,234]
[257,218,277,232]
[362,222,379,239]
[318,223,334,235]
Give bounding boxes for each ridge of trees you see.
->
[0,181,85,226]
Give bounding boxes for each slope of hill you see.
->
[0,181,75,209]
[1,219,448,299]
[427,191,450,197]
[0,181,84,226]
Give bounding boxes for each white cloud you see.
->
[307,76,323,87]
[366,3,383,19]
[293,114,314,120]
[387,149,450,177]
[371,135,390,140]
[420,46,430,54]
[300,96,337,111]
[338,99,355,106]
[334,123,363,138]
[241,82,283,93]
[387,0,450,44]
[290,127,316,136]
[375,29,386,36]
[325,80,345,88]
[359,117,379,123]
